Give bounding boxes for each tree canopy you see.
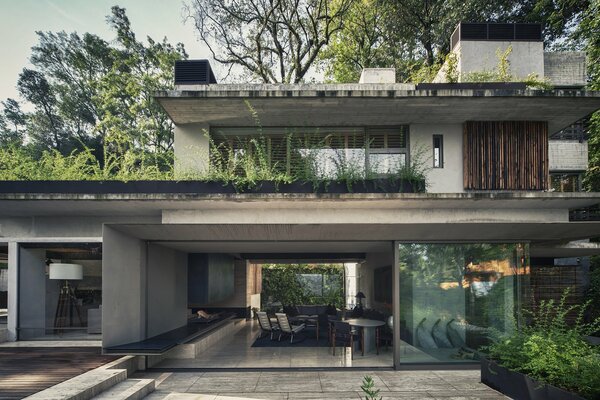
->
[0,6,187,168]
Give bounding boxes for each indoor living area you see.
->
[16,242,103,341]
[101,221,533,370]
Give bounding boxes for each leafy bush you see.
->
[485,289,600,399]
[360,375,382,400]
[261,264,345,309]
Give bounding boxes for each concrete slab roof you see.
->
[109,221,600,243]
[155,85,600,134]
[1,192,600,217]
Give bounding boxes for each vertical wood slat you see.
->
[463,121,548,190]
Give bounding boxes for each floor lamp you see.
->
[49,263,83,333]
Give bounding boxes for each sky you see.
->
[0,0,212,102]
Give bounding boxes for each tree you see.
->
[186,0,354,83]
[0,99,26,146]
[5,6,187,163]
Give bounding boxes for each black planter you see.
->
[0,179,425,194]
[481,359,586,400]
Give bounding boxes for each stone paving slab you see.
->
[134,370,508,400]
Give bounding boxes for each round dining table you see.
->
[345,318,386,355]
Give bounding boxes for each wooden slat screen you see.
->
[463,121,548,190]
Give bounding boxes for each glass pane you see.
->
[369,153,406,174]
[297,148,366,179]
[398,243,529,364]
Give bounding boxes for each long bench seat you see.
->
[105,314,235,354]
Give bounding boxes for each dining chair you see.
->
[331,321,360,359]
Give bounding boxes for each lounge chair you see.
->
[275,313,305,343]
[257,311,278,340]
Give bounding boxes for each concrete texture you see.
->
[458,41,545,80]
[409,124,463,193]
[174,123,210,177]
[18,248,46,340]
[544,52,587,87]
[137,370,507,400]
[155,87,600,135]
[549,140,588,171]
[102,226,147,348]
[147,243,188,338]
[359,68,396,84]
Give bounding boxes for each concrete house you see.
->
[2,22,600,369]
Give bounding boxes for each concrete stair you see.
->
[92,379,155,400]
[25,368,128,400]
[24,356,155,400]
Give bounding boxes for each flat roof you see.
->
[155,85,600,134]
[1,191,600,217]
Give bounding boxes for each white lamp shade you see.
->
[49,263,83,280]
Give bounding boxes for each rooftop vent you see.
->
[175,60,217,85]
[451,22,542,49]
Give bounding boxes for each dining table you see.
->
[345,318,386,355]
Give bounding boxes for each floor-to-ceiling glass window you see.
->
[397,243,529,364]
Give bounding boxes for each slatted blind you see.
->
[367,127,408,149]
[463,121,548,190]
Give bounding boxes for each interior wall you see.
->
[102,226,147,348]
[206,259,247,308]
[18,248,46,339]
[147,243,188,337]
[188,253,235,305]
[360,249,394,312]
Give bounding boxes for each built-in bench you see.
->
[105,314,235,355]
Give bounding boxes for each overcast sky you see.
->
[0,0,212,102]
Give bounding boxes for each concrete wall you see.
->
[360,249,394,311]
[0,216,159,239]
[102,226,147,348]
[544,52,587,87]
[549,140,588,172]
[147,243,188,337]
[174,123,210,177]
[18,248,46,339]
[458,41,544,80]
[410,124,464,193]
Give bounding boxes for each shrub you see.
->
[485,289,600,399]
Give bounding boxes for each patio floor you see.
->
[135,370,508,399]
[153,320,393,368]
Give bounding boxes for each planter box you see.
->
[0,179,425,194]
[481,359,586,400]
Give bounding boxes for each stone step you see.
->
[25,368,128,400]
[92,379,155,400]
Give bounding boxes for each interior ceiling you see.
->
[155,240,391,255]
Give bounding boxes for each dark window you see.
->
[433,135,443,168]
[551,173,582,192]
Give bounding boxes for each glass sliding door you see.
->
[397,243,529,364]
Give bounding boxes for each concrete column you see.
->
[7,242,18,341]
[18,247,47,340]
[102,226,147,348]
[146,243,187,338]
[174,123,210,177]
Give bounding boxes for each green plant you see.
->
[459,45,553,90]
[485,289,600,399]
[360,375,382,400]
[261,264,345,309]
[444,52,459,83]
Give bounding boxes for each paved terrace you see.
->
[138,370,508,400]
